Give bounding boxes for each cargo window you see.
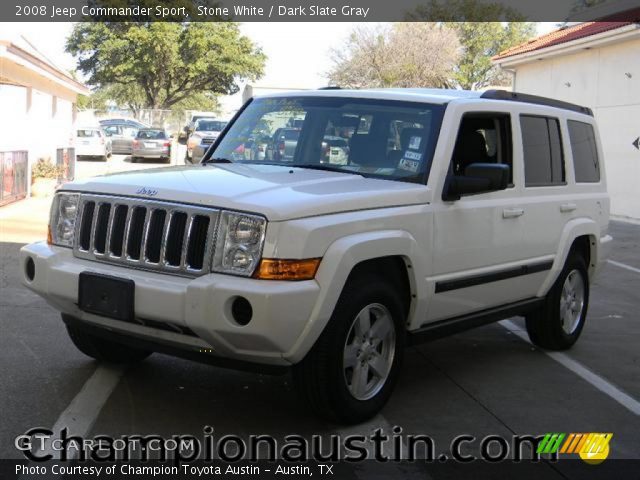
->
[568,120,600,183]
[521,115,565,187]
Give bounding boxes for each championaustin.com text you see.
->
[15,426,558,464]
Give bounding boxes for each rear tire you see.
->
[293,274,405,424]
[525,252,589,350]
[66,324,152,364]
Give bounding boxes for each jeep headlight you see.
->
[48,192,80,247]
[212,211,266,276]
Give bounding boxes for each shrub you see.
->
[32,158,63,180]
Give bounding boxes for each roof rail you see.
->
[481,90,593,116]
[318,86,342,90]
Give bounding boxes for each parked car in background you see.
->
[131,129,171,163]
[321,136,349,165]
[179,112,219,143]
[243,133,271,161]
[99,118,148,155]
[186,119,227,163]
[267,128,300,161]
[75,127,112,161]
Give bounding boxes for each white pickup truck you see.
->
[21,88,611,424]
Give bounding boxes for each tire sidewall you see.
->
[324,280,406,421]
[551,255,590,345]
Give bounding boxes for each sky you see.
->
[0,22,558,117]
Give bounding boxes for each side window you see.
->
[520,115,565,186]
[568,120,600,183]
[451,113,513,184]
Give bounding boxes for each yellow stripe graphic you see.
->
[576,433,593,453]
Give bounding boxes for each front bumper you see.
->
[192,144,213,163]
[20,242,320,366]
[76,145,106,157]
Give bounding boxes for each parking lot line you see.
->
[607,259,640,275]
[500,320,640,416]
[33,365,126,460]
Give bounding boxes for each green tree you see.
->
[407,0,536,90]
[66,22,265,110]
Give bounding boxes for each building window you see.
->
[568,120,600,183]
[520,115,565,187]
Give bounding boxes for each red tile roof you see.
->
[493,22,633,61]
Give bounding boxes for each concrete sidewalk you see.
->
[0,195,52,244]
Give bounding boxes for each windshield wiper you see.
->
[205,157,234,164]
[293,164,359,175]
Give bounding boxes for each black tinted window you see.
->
[521,116,565,186]
[568,121,600,183]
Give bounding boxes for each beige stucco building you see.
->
[0,35,88,203]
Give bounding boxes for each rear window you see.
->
[568,121,600,183]
[196,120,226,132]
[137,130,167,139]
[77,129,101,138]
[520,115,565,187]
[281,130,300,141]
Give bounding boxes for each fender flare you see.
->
[537,217,600,297]
[284,229,423,364]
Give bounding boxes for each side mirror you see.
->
[444,163,510,201]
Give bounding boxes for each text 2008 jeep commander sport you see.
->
[21,89,611,423]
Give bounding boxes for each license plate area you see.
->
[78,272,135,322]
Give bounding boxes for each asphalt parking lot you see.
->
[0,177,638,477]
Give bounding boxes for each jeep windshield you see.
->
[206,96,444,184]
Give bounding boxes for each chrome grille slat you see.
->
[88,202,100,253]
[121,206,135,260]
[139,209,152,266]
[104,204,117,257]
[73,194,219,277]
[159,210,173,267]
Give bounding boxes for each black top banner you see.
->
[4,0,640,22]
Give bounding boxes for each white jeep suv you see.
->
[21,89,611,424]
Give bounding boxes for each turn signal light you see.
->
[254,258,321,281]
[47,225,53,245]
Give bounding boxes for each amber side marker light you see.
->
[254,258,321,281]
[47,225,53,245]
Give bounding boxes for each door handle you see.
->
[560,203,577,213]
[502,208,524,218]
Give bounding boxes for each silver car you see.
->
[131,129,171,163]
[187,119,227,163]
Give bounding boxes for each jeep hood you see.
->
[64,164,430,221]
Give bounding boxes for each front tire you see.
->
[525,252,590,350]
[293,275,405,424]
[66,324,152,364]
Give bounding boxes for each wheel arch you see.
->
[537,218,600,298]
[284,230,423,364]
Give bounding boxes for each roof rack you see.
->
[481,90,593,116]
[318,86,342,90]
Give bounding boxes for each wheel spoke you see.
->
[369,315,392,340]
[368,352,389,378]
[352,362,369,397]
[354,306,371,337]
[344,343,359,368]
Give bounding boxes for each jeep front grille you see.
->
[74,195,219,276]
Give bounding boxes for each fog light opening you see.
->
[25,257,35,282]
[231,296,253,326]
